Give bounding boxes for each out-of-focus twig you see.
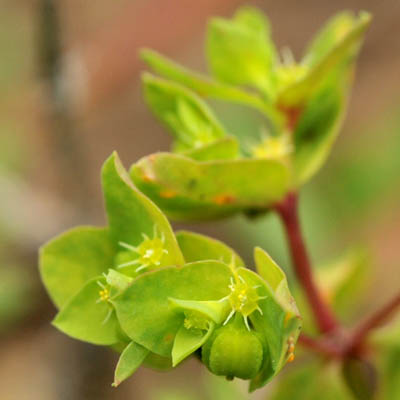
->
[347,292,400,355]
[37,1,113,399]
[38,0,92,213]
[298,334,344,359]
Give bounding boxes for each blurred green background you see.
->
[1,0,399,399]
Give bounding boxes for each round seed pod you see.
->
[202,316,264,380]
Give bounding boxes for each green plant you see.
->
[39,7,400,399]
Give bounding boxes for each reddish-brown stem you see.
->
[275,193,339,334]
[298,334,343,359]
[348,292,400,354]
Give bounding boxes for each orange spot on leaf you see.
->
[284,312,291,326]
[142,173,154,183]
[160,189,177,199]
[164,333,174,343]
[213,194,235,205]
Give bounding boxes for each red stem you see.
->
[275,193,339,334]
[348,292,400,353]
[298,334,343,359]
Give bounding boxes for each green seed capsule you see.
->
[202,316,264,380]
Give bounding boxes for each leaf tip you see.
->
[111,380,120,388]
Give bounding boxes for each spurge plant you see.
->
[40,7,400,399]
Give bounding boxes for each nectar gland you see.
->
[220,260,267,331]
[116,225,168,273]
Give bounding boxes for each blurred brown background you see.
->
[1,0,400,399]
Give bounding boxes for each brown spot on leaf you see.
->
[160,189,177,199]
[164,333,174,343]
[213,194,235,205]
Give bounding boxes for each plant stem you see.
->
[298,334,342,359]
[275,192,339,334]
[348,292,400,353]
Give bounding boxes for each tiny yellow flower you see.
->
[117,225,168,273]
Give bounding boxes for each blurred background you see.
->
[1,0,400,399]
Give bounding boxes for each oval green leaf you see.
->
[39,226,115,309]
[176,230,244,266]
[53,278,124,345]
[206,8,275,96]
[102,152,184,267]
[182,136,240,161]
[172,323,214,367]
[130,152,290,220]
[113,261,233,357]
[113,341,149,387]
[140,49,283,127]
[143,74,226,152]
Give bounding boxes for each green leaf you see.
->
[317,248,370,317]
[130,152,290,220]
[143,352,173,371]
[39,226,115,309]
[297,248,370,333]
[53,278,123,345]
[101,152,184,267]
[182,137,240,161]
[172,323,214,366]
[113,341,149,387]
[206,8,276,96]
[143,74,226,152]
[370,315,400,349]
[168,298,230,325]
[380,346,400,400]
[176,230,244,266]
[234,6,273,38]
[254,246,286,290]
[279,11,371,106]
[113,261,233,357]
[236,268,301,391]
[287,13,371,183]
[140,49,283,126]
[303,11,366,68]
[106,269,134,293]
[254,247,299,315]
[371,317,400,399]
[293,84,344,185]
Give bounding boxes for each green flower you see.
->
[131,8,371,221]
[39,152,185,346]
[40,152,300,391]
[112,247,301,391]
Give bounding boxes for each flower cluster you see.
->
[40,153,300,391]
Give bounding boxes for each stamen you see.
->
[97,280,105,289]
[117,259,140,269]
[102,308,113,325]
[119,241,139,253]
[223,309,235,326]
[135,264,149,272]
[243,315,250,331]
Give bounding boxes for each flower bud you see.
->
[202,316,264,380]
